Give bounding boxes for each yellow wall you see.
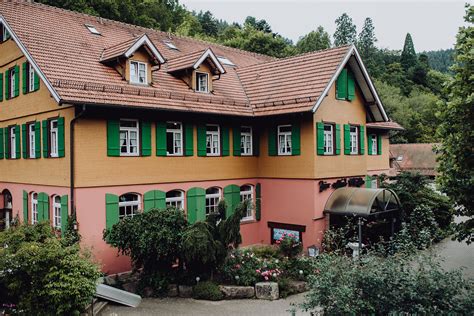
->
[366,134,390,171]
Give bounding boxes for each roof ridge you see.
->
[21,1,274,62]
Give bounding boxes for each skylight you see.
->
[85,24,101,35]
[164,41,178,50]
[218,56,235,66]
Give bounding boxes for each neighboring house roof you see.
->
[167,48,225,74]
[389,143,440,177]
[0,1,393,121]
[367,121,404,131]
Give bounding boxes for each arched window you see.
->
[205,187,221,215]
[31,192,38,224]
[119,193,140,219]
[166,190,184,210]
[52,195,61,229]
[240,185,254,219]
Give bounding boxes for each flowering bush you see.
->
[276,233,303,258]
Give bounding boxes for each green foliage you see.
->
[401,33,417,70]
[0,222,100,315]
[276,233,302,258]
[436,4,474,244]
[248,244,280,259]
[333,13,357,46]
[357,18,377,60]
[423,48,455,73]
[61,214,81,247]
[192,281,223,301]
[296,26,331,54]
[322,217,358,254]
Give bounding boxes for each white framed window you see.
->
[240,126,253,156]
[217,56,235,66]
[371,135,378,155]
[130,61,147,84]
[323,124,334,155]
[205,187,221,215]
[50,119,59,158]
[28,63,35,92]
[31,193,38,224]
[277,125,292,155]
[9,127,16,159]
[166,190,184,209]
[120,119,140,156]
[52,195,61,229]
[349,126,358,155]
[28,123,35,158]
[166,122,183,156]
[196,72,209,93]
[85,24,101,35]
[9,67,16,96]
[240,185,253,220]
[119,193,140,219]
[206,124,220,156]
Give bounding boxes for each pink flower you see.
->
[276,240,281,244]
[235,264,241,269]
[256,269,261,273]
[264,276,269,281]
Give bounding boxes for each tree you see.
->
[196,10,219,37]
[244,16,272,33]
[296,26,331,54]
[411,54,429,86]
[357,17,377,59]
[333,13,357,46]
[436,4,474,243]
[400,33,417,71]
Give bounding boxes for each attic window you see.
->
[217,56,235,66]
[85,24,101,35]
[164,41,178,50]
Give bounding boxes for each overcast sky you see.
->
[180,0,470,52]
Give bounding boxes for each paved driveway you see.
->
[430,236,474,279]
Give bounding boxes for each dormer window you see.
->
[164,41,178,50]
[130,61,147,84]
[85,24,101,35]
[196,72,209,93]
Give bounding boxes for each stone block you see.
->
[168,284,179,297]
[219,285,255,299]
[255,282,279,300]
[287,280,308,293]
[178,285,193,298]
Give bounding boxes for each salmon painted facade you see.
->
[0,1,402,273]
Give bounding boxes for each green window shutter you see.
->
[224,184,240,219]
[34,121,41,159]
[14,65,20,97]
[144,190,166,212]
[106,120,120,157]
[15,125,20,159]
[233,126,241,156]
[344,124,350,155]
[377,135,382,155]
[4,127,9,159]
[268,126,277,156]
[22,124,27,158]
[336,68,348,100]
[22,62,28,94]
[60,195,68,232]
[291,123,301,156]
[186,187,205,223]
[368,134,373,155]
[0,72,3,101]
[34,72,40,91]
[184,123,194,156]
[335,124,341,155]
[252,128,259,156]
[316,122,324,155]
[141,121,151,156]
[42,120,49,158]
[221,126,229,156]
[155,121,167,156]
[38,193,49,221]
[23,190,28,224]
[0,128,3,159]
[5,70,9,100]
[366,175,372,188]
[347,70,355,101]
[57,117,65,157]
[197,125,207,157]
[255,183,261,221]
[105,193,119,229]
[359,125,365,155]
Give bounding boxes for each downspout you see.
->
[70,104,87,219]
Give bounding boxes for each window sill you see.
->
[166,153,184,157]
[277,153,292,156]
[240,218,256,224]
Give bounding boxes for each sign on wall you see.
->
[267,221,306,245]
[272,228,301,242]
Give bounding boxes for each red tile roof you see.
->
[366,121,404,130]
[0,1,391,120]
[100,36,143,62]
[390,143,439,176]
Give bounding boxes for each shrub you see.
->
[103,208,188,294]
[248,244,280,259]
[276,233,303,258]
[300,253,473,315]
[192,281,223,301]
[0,222,100,315]
[282,257,317,281]
[221,250,260,286]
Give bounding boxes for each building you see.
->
[0,1,402,273]
[390,143,439,178]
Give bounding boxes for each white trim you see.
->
[165,190,185,209]
[240,126,253,156]
[311,45,389,122]
[206,124,220,156]
[119,119,140,156]
[0,16,61,103]
[50,119,59,158]
[195,71,209,93]
[52,195,61,229]
[129,60,147,85]
[28,123,35,158]
[240,185,254,221]
[166,121,183,156]
[193,49,226,74]
[124,34,166,64]
[277,124,292,156]
[118,193,141,219]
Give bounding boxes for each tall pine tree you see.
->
[400,33,417,70]
[334,13,357,46]
[358,17,377,59]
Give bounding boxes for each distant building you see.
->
[390,143,439,178]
